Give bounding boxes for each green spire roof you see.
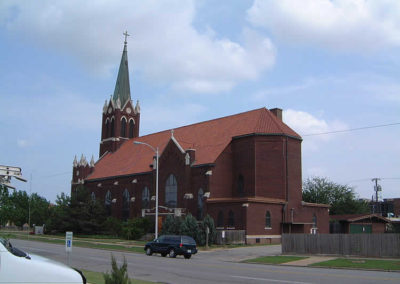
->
[113,32,131,107]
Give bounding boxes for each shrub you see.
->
[121,218,151,240]
[180,214,198,241]
[103,255,131,284]
[161,215,182,235]
[196,214,216,246]
[202,214,217,245]
[103,217,122,237]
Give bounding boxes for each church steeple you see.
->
[113,31,131,108]
[99,31,140,158]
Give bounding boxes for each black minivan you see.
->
[144,235,197,259]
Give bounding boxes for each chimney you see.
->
[270,108,282,121]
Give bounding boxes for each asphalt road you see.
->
[11,239,400,284]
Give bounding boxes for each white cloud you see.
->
[247,0,400,50]
[283,109,348,152]
[284,109,347,137]
[0,0,275,93]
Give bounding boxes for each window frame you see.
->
[122,189,130,220]
[142,186,150,209]
[265,211,272,229]
[120,117,127,137]
[165,174,177,208]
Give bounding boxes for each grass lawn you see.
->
[245,255,308,264]
[1,232,145,254]
[311,258,400,271]
[81,269,154,284]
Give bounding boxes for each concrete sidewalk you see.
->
[281,256,337,266]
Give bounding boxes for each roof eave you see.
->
[232,132,302,141]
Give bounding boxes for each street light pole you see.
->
[155,146,159,239]
[134,141,159,239]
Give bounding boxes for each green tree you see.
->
[103,255,132,284]
[0,185,13,226]
[179,214,199,241]
[46,186,107,234]
[302,177,370,215]
[121,218,151,240]
[161,215,182,235]
[0,186,50,228]
[202,214,216,244]
[29,193,50,226]
[196,214,217,246]
[69,185,107,234]
[103,217,122,236]
[9,190,29,226]
[46,193,72,233]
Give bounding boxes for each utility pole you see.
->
[29,173,32,231]
[371,178,381,214]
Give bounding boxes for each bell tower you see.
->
[99,31,140,157]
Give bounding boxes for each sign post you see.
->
[65,231,73,266]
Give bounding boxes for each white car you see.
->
[0,238,86,284]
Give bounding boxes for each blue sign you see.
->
[65,232,73,252]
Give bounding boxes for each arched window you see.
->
[312,214,317,228]
[122,189,130,221]
[129,119,135,138]
[265,211,271,228]
[105,120,109,139]
[165,174,177,208]
[105,190,112,216]
[228,210,235,227]
[142,187,150,209]
[91,192,96,202]
[217,211,224,227]
[110,118,115,137]
[197,188,204,220]
[120,117,127,137]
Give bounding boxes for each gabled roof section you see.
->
[330,214,390,223]
[112,36,131,107]
[87,108,301,181]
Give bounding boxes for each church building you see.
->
[72,36,329,244]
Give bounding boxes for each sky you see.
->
[1,0,399,202]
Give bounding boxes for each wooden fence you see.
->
[282,234,400,258]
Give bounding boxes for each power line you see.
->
[346,177,400,183]
[40,171,71,178]
[303,122,400,137]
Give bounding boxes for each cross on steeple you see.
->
[123,30,130,44]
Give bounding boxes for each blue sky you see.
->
[1,0,399,202]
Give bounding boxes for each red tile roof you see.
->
[87,107,300,181]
